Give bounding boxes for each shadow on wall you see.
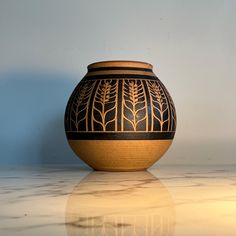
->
[0,70,88,167]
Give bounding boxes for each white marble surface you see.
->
[0,165,236,236]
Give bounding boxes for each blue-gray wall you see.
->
[0,0,235,166]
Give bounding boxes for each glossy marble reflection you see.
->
[0,165,236,236]
[66,171,175,236]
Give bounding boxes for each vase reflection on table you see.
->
[65,171,175,236]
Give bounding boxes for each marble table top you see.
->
[0,165,236,236]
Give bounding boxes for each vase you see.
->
[64,60,176,171]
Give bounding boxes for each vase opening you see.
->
[87,60,153,71]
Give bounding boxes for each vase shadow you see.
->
[0,70,88,167]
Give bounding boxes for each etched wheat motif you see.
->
[159,81,177,131]
[122,79,147,131]
[92,80,118,131]
[70,81,95,131]
[148,81,169,131]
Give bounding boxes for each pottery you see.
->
[64,60,176,171]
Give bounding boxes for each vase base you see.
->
[68,140,172,172]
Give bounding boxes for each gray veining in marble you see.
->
[1,165,236,236]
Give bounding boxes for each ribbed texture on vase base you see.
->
[68,140,172,171]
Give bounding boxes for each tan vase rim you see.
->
[87,60,153,70]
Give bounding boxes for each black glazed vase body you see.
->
[64,61,177,171]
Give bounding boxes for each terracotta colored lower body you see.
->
[68,140,172,171]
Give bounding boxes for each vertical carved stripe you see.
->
[85,81,96,131]
[140,80,148,131]
[114,80,118,131]
[157,79,171,131]
[171,100,177,131]
[143,80,152,131]
[117,80,123,131]
[121,79,124,131]
[92,80,103,131]
[146,81,153,131]
[88,80,100,131]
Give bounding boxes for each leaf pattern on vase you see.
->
[147,80,169,131]
[122,80,148,131]
[65,78,176,133]
[92,80,118,131]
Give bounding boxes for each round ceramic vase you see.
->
[64,60,176,171]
